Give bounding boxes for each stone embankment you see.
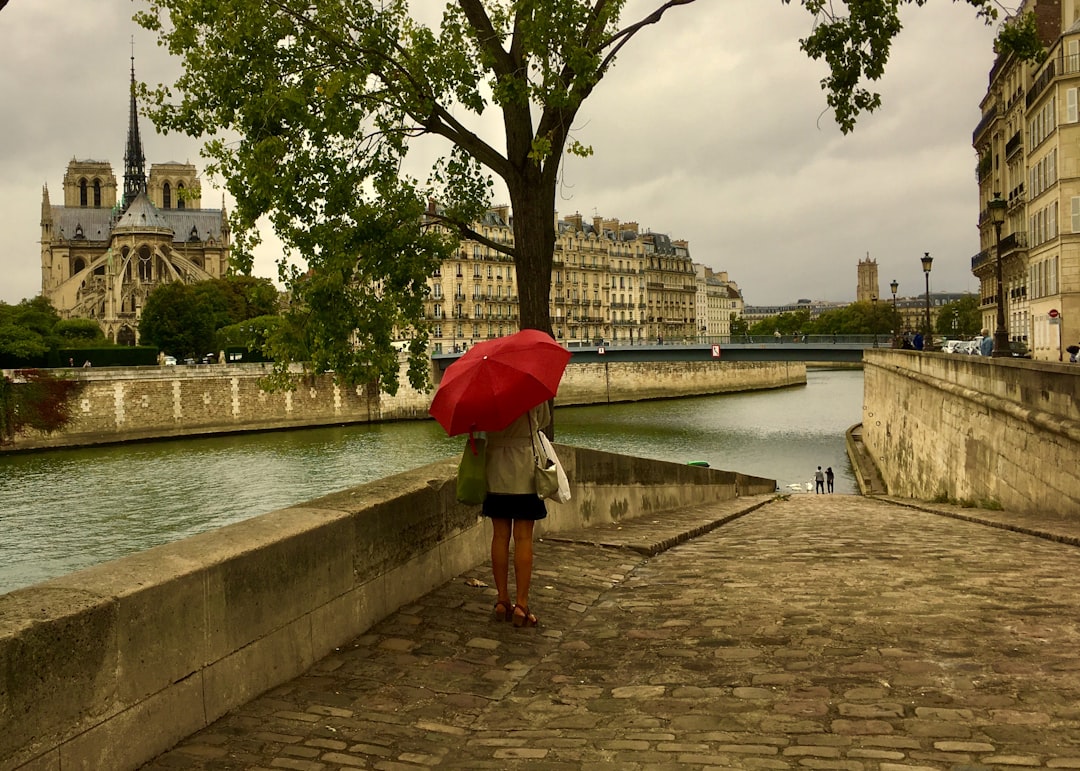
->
[1,359,805,452]
[861,350,1080,515]
[0,446,774,771]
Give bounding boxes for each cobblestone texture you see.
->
[141,494,1080,770]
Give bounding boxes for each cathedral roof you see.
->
[114,191,173,232]
[51,198,227,244]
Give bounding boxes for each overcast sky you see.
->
[0,0,1000,308]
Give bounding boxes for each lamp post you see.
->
[890,279,899,347]
[921,252,933,347]
[988,193,1009,357]
[871,295,878,348]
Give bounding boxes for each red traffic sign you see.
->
[1049,308,1060,318]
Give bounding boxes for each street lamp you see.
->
[871,295,878,348]
[890,279,899,347]
[921,252,933,348]
[988,193,1009,357]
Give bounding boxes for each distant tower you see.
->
[857,254,879,303]
[122,53,146,211]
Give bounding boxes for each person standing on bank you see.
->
[483,400,550,628]
[979,329,993,357]
[428,329,571,628]
[814,466,825,494]
[825,466,835,493]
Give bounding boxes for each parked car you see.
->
[162,355,177,366]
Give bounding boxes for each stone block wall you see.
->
[2,359,804,451]
[0,447,774,771]
[556,360,805,405]
[862,350,1080,515]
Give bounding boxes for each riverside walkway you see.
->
[142,494,1080,770]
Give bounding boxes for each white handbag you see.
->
[535,430,571,503]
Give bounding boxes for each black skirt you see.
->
[482,493,548,521]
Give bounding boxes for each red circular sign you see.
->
[1049,309,1060,318]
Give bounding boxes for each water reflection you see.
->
[0,368,862,593]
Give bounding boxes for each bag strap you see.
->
[527,409,543,463]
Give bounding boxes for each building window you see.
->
[93,180,102,207]
[163,182,172,209]
[177,182,186,209]
[79,178,88,207]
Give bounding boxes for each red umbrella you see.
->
[429,329,571,436]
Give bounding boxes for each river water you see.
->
[0,368,862,594]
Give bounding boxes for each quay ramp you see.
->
[142,494,1080,770]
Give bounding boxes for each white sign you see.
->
[711,345,721,359]
[597,346,606,355]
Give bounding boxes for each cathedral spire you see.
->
[122,48,147,211]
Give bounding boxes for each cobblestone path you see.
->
[143,495,1080,770]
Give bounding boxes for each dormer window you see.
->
[189,225,200,241]
[74,224,85,240]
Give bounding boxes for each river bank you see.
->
[2,359,806,452]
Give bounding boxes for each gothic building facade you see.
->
[39,59,230,345]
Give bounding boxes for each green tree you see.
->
[935,294,981,337]
[54,318,107,346]
[729,313,748,338]
[215,315,284,359]
[0,297,61,362]
[136,0,1035,390]
[809,301,894,336]
[139,277,282,360]
[138,283,217,359]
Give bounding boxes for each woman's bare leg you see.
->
[490,518,513,607]
[512,519,536,613]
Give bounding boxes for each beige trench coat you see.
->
[484,402,551,494]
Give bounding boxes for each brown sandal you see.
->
[493,600,513,622]
[512,605,538,628]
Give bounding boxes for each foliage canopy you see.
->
[137,276,279,359]
[136,0,1031,390]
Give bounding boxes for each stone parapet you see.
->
[861,350,1080,514]
[2,359,806,452]
[0,447,774,771]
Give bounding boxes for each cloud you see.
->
[0,0,998,308]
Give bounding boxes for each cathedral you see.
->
[39,58,230,345]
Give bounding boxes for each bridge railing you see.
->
[561,334,884,348]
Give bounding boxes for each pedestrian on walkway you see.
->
[482,401,549,628]
[979,328,993,356]
[825,466,834,493]
[814,466,825,494]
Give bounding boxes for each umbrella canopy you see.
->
[429,329,572,436]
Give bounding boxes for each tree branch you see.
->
[598,0,701,72]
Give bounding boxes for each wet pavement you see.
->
[143,494,1080,770]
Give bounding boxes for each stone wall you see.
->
[0,447,774,771]
[2,359,805,451]
[862,350,1080,514]
[556,359,804,405]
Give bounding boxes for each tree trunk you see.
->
[508,173,556,336]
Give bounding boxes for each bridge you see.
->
[433,334,885,370]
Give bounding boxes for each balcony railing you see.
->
[972,104,998,143]
[1005,130,1023,159]
[1000,230,1028,254]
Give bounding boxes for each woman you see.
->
[482,400,550,627]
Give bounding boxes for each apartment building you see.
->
[973,0,1080,360]
[423,208,742,352]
